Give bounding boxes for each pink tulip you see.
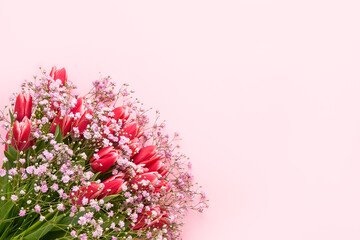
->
[70,182,103,206]
[120,121,141,140]
[7,117,32,152]
[90,146,120,173]
[14,93,32,121]
[50,66,67,85]
[130,206,163,230]
[98,174,125,199]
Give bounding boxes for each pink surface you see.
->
[1,1,360,239]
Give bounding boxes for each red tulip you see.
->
[70,182,103,206]
[132,145,162,170]
[151,211,170,229]
[147,160,163,172]
[50,114,73,137]
[131,172,158,184]
[112,106,130,122]
[90,146,120,173]
[7,117,32,152]
[103,107,131,141]
[70,97,85,115]
[98,174,125,199]
[50,66,67,85]
[120,121,141,140]
[73,109,92,133]
[128,138,141,157]
[50,98,85,137]
[130,206,163,230]
[151,217,169,229]
[14,93,32,121]
[130,172,159,192]
[154,180,171,193]
[157,165,168,177]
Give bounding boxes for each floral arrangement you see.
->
[0,67,208,240]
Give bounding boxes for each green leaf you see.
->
[35,139,46,154]
[4,151,15,164]
[21,212,64,240]
[23,220,61,240]
[40,231,67,240]
[77,159,85,167]
[54,125,63,143]
[103,194,120,203]
[8,144,18,157]
[0,220,14,240]
[0,201,15,233]
[4,145,18,170]
[90,171,102,181]
[9,109,14,124]
[0,175,9,208]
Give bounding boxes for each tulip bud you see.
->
[70,182,103,206]
[8,117,32,152]
[14,93,32,121]
[90,146,120,173]
[120,121,141,140]
[50,66,67,85]
[98,174,125,199]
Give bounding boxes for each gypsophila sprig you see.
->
[0,66,208,240]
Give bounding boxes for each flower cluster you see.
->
[0,67,208,240]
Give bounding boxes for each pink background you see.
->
[1,1,360,239]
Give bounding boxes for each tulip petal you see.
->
[147,159,163,172]
[25,94,32,119]
[14,94,25,121]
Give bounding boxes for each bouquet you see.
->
[0,67,208,240]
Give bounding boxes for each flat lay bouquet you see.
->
[0,67,208,240]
